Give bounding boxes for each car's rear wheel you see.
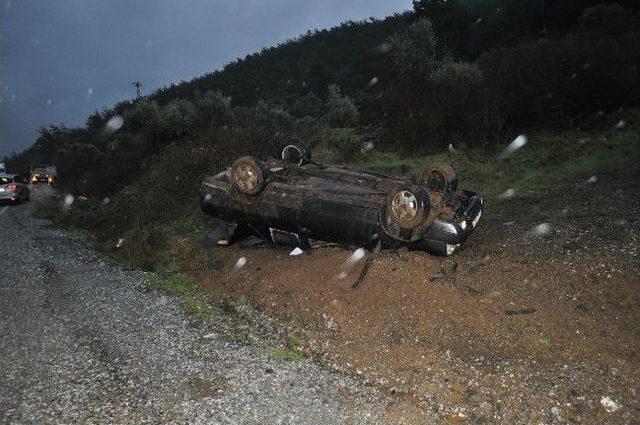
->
[422,162,458,192]
[382,186,430,241]
[277,142,310,166]
[231,156,266,195]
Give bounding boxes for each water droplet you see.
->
[105,115,124,134]
[234,257,247,269]
[63,194,74,207]
[529,223,552,237]
[377,42,391,53]
[499,134,527,160]
[290,247,303,256]
[614,120,626,130]
[337,248,366,278]
[500,188,516,199]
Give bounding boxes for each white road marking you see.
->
[0,206,8,215]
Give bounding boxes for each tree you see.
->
[413,0,471,56]
[324,84,359,127]
[389,17,438,78]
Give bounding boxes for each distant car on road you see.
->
[199,144,482,256]
[0,174,30,205]
[30,165,56,185]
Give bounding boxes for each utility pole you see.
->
[133,81,142,98]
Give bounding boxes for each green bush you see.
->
[125,100,162,134]
[322,128,363,162]
[158,99,198,139]
[194,90,234,128]
[323,85,359,128]
[579,4,639,34]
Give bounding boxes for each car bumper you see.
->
[413,193,483,256]
[0,193,18,202]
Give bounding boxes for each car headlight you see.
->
[472,210,482,228]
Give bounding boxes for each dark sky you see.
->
[1,0,411,157]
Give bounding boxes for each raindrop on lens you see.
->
[234,257,247,270]
[105,115,124,134]
[499,134,527,160]
[530,223,552,237]
[500,188,516,199]
[63,194,74,207]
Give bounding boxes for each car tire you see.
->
[422,162,458,192]
[383,186,430,231]
[277,142,310,166]
[231,156,266,195]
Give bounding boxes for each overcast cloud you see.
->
[0,0,411,156]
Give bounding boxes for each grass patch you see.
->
[264,347,307,363]
[147,274,193,295]
[180,295,220,323]
[355,128,639,203]
[232,295,254,317]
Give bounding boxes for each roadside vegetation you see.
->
[34,123,639,311]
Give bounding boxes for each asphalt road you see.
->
[0,187,425,424]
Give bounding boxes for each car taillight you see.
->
[6,184,17,191]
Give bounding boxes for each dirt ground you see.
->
[190,168,639,424]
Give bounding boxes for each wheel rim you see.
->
[234,164,259,192]
[282,145,304,166]
[390,190,418,226]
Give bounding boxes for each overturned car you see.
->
[199,144,482,256]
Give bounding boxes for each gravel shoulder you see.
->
[0,188,431,425]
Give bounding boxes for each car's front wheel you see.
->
[231,156,266,195]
